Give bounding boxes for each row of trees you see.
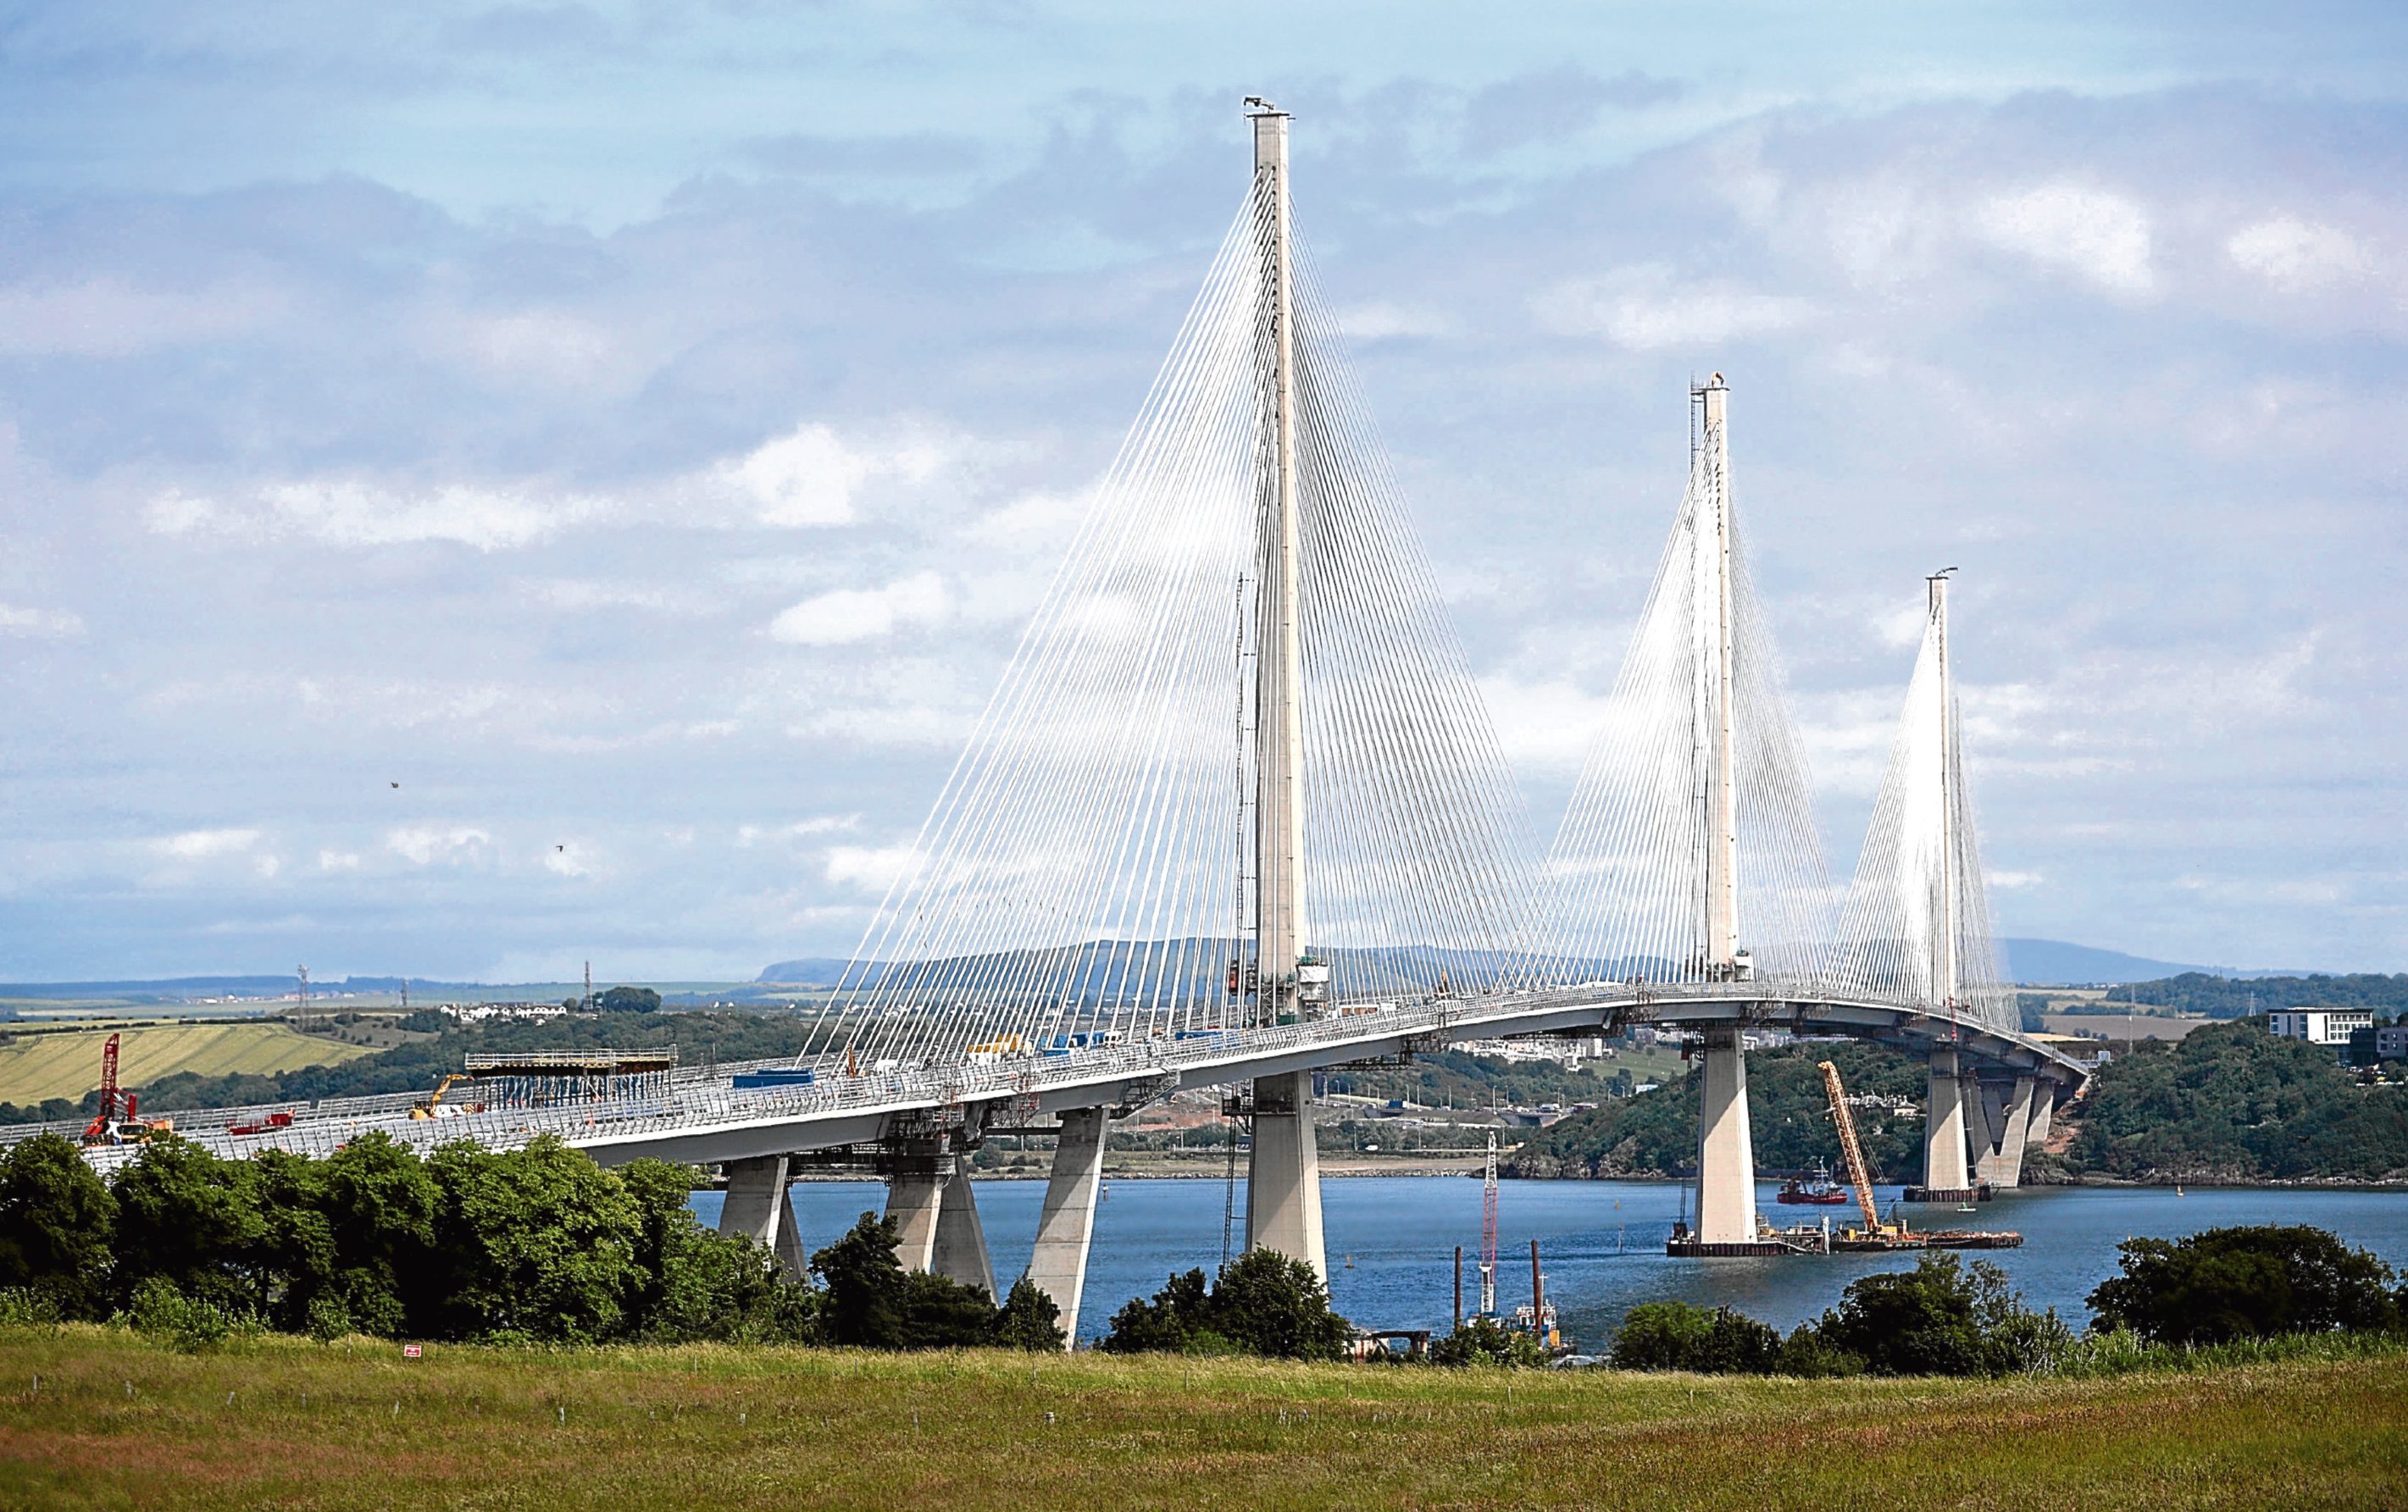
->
[0,1132,1060,1350]
[1612,1227,2406,1377]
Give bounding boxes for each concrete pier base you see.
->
[1972,1075,2038,1189]
[717,1155,806,1279]
[886,1149,993,1292]
[1024,1106,1107,1346]
[1246,1070,1325,1279]
[930,1153,995,1296]
[1923,1047,1973,1194]
[1694,1027,1759,1247]
[885,1157,948,1273]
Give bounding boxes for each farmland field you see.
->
[0,1328,2401,1509]
[0,1023,372,1106]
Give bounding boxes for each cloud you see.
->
[741,132,983,177]
[153,828,263,860]
[824,843,914,892]
[148,480,605,551]
[544,842,592,878]
[718,424,946,529]
[736,817,860,846]
[0,278,284,357]
[1463,66,1684,156]
[387,825,493,866]
[0,603,86,639]
[1970,181,2155,295]
[1534,264,1817,349]
[317,850,361,872]
[2226,216,2372,292]
[1335,303,1460,341]
[768,571,948,645]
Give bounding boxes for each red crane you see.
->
[80,1033,125,1145]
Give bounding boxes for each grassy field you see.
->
[0,1023,373,1105]
[0,1329,2401,1510]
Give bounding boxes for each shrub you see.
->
[123,1277,247,1353]
[1101,1251,1351,1360]
[1612,1301,1780,1374]
[1429,1315,1549,1368]
[1810,1254,2067,1377]
[0,1133,117,1319]
[994,1277,1068,1352]
[2087,1225,2402,1346]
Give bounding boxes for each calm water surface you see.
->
[695,1177,2408,1350]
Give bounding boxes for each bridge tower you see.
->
[1689,374,1762,1249]
[1917,569,1982,1201]
[1241,100,1327,1280]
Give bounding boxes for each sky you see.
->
[1,2,2403,982]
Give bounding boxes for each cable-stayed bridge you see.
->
[35,106,2083,1333]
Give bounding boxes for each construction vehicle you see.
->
[1817,1060,1921,1249]
[409,1073,480,1120]
[80,1034,174,1146]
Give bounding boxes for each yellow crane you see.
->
[1817,1061,1903,1240]
[409,1074,474,1120]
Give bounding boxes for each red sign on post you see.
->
[402,1344,423,1359]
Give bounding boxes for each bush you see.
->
[1101,1250,1351,1360]
[2087,1225,2402,1346]
[1811,1254,2068,1377]
[994,1277,1067,1352]
[0,1287,62,1330]
[1612,1301,1781,1374]
[0,1133,117,1319]
[122,1277,247,1353]
[1429,1315,1548,1368]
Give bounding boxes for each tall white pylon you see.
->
[1244,100,1324,1277]
[1530,376,1833,994]
[1251,102,1307,1027]
[1826,573,2014,1036]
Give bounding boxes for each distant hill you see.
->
[2002,939,2215,985]
[755,958,861,987]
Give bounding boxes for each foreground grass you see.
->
[1,1328,2403,1510]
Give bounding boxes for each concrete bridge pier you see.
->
[1023,1106,1108,1346]
[1691,1027,1763,1248]
[885,1149,996,1296]
[2025,1080,2055,1147]
[1972,1074,2039,1188]
[1911,1047,1981,1201]
[718,1154,806,1279]
[1246,1070,1326,1279]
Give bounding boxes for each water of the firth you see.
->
[693,1177,2408,1350]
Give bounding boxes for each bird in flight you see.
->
[390,781,400,789]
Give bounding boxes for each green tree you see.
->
[1100,1267,1216,1354]
[2087,1225,2402,1346]
[993,1277,1067,1351]
[1429,1315,1549,1367]
[1101,1252,1350,1360]
[242,1149,335,1328]
[596,986,662,1013]
[811,1212,913,1348]
[0,1132,118,1318]
[1198,1249,1351,1360]
[1809,1254,2061,1377]
[316,1132,438,1337]
[419,1137,643,1342]
[108,1138,265,1312]
[1611,1300,1780,1373]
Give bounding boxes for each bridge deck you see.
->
[28,986,2084,1171]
